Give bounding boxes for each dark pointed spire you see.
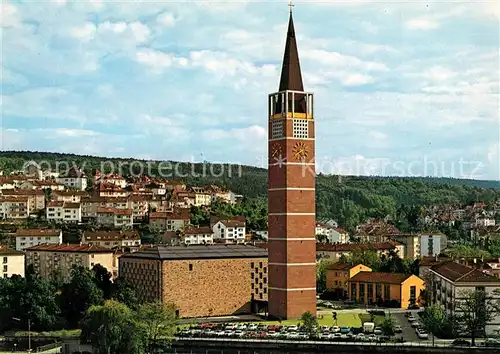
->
[278,11,304,92]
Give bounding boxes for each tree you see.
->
[421,303,446,346]
[81,300,145,354]
[348,247,382,271]
[59,265,103,328]
[134,302,178,351]
[316,260,333,294]
[110,277,139,310]
[455,289,500,346]
[381,314,396,335]
[92,264,113,299]
[300,311,318,336]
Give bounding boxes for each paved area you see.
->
[393,312,420,342]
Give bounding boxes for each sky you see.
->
[1,0,499,181]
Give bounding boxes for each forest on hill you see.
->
[1,151,499,232]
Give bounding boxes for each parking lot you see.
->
[393,312,420,342]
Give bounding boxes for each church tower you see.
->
[267,7,316,319]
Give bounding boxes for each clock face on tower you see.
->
[292,142,308,161]
[271,143,283,159]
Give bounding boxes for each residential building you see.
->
[96,207,133,228]
[0,245,25,278]
[316,242,405,262]
[119,244,268,317]
[56,166,87,190]
[182,226,214,245]
[20,180,65,191]
[354,220,401,243]
[15,228,63,251]
[25,243,114,281]
[429,261,500,335]
[316,223,349,244]
[97,182,128,198]
[1,189,45,211]
[51,190,87,203]
[149,209,190,232]
[476,218,496,227]
[0,196,30,220]
[0,177,15,190]
[46,202,82,223]
[325,263,372,298]
[212,217,246,244]
[420,233,443,257]
[82,230,141,249]
[187,187,212,207]
[348,272,425,309]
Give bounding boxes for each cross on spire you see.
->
[288,0,294,13]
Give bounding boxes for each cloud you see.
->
[0,2,20,27]
[156,12,176,27]
[2,1,499,180]
[406,17,440,30]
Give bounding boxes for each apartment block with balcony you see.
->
[0,245,25,278]
[15,228,63,251]
[96,207,133,228]
[429,260,500,336]
[0,197,30,220]
[149,209,190,232]
[46,201,82,223]
[25,243,114,282]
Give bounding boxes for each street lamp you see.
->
[12,318,31,353]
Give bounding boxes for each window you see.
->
[367,283,373,302]
[2,257,6,264]
[189,264,193,271]
[410,286,416,300]
[359,282,365,302]
[292,119,308,138]
[376,283,382,300]
[384,284,390,299]
[271,120,284,139]
[350,283,357,300]
[3,265,7,272]
[251,262,254,268]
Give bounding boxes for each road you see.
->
[392,311,420,342]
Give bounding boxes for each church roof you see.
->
[278,12,304,92]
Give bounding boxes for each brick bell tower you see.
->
[267,6,316,320]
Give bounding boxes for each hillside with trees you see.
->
[1,151,499,233]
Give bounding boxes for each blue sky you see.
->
[1,0,499,180]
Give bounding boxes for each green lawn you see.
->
[11,329,81,337]
[260,313,362,327]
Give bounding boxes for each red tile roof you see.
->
[15,228,61,237]
[0,244,24,256]
[431,261,500,283]
[349,271,412,284]
[26,243,112,253]
[83,230,140,242]
[184,226,213,235]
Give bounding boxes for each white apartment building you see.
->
[420,233,442,257]
[46,202,82,223]
[56,167,87,191]
[476,218,496,227]
[183,226,214,245]
[0,245,25,278]
[429,260,500,336]
[212,217,246,244]
[316,223,349,244]
[15,228,63,251]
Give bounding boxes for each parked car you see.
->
[340,327,351,334]
[374,327,383,335]
[415,328,428,339]
[394,325,403,333]
[483,338,500,347]
[407,315,417,322]
[450,339,471,347]
[331,326,341,333]
[247,323,258,331]
[287,325,299,332]
[411,321,421,328]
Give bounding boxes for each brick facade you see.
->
[267,12,316,319]
[162,258,268,318]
